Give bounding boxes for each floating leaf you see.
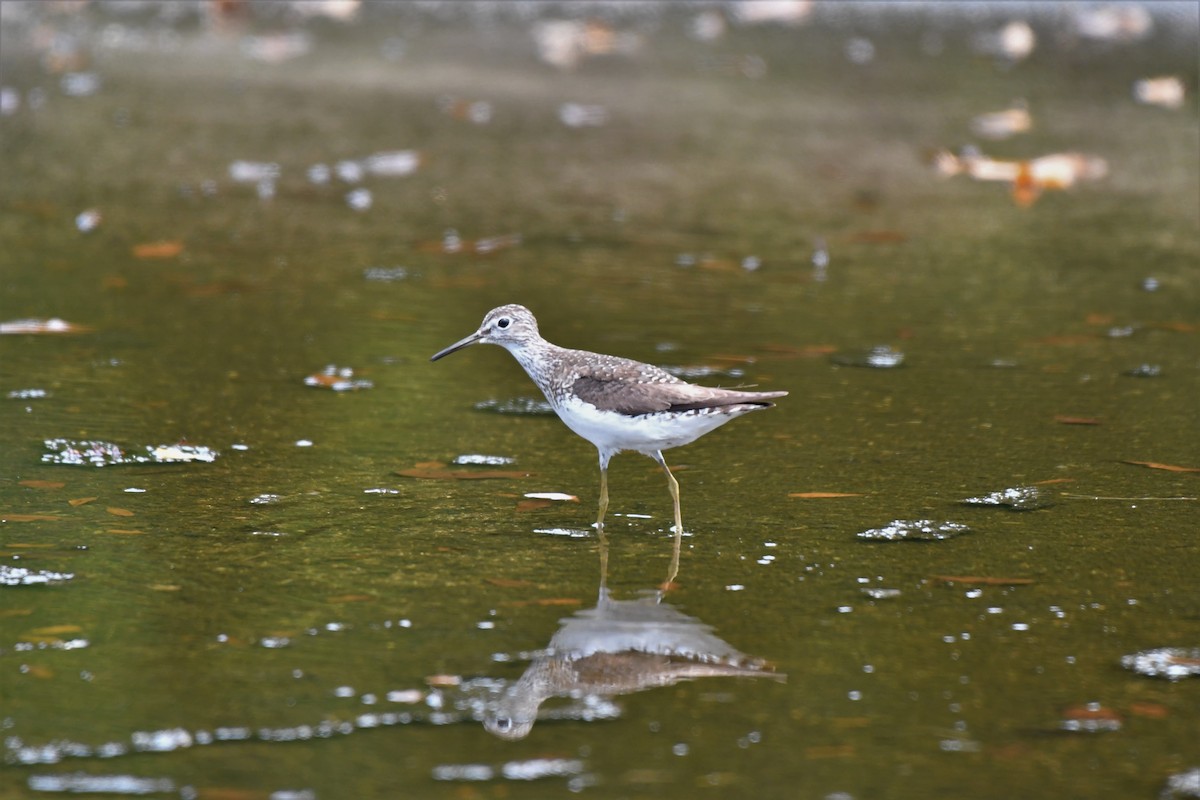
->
[485,577,533,589]
[106,507,135,517]
[103,528,145,535]
[1059,702,1122,733]
[22,664,54,680]
[516,499,551,512]
[304,365,374,392]
[929,575,1035,586]
[68,497,98,507]
[789,491,863,499]
[1122,460,1200,473]
[18,480,65,490]
[396,467,530,480]
[327,594,375,603]
[761,343,839,359]
[425,674,462,687]
[506,597,583,608]
[132,240,184,259]
[0,609,35,619]
[1055,415,1101,425]
[27,624,83,636]
[2,514,61,522]
[1127,702,1170,719]
[850,230,908,244]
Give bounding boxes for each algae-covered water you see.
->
[1,2,1197,798]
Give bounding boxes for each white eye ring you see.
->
[496,317,511,329]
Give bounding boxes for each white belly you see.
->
[552,395,740,457]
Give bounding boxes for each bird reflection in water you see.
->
[484,534,785,740]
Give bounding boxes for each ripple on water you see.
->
[473,397,555,416]
[857,519,971,542]
[960,485,1052,511]
[0,565,75,586]
[1121,647,1200,680]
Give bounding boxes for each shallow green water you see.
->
[2,4,1198,799]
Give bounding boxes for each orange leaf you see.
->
[106,507,135,517]
[1122,460,1200,473]
[27,624,82,636]
[1127,702,1169,719]
[1033,478,1075,485]
[506,597,582,608]
[396,468,529,480]
[789,492,864,499]
[425,674,462,687]
[103,528,145,535]
[326,592,372,604]
[68,497,98,506]
[1055,415,1101,425]
[132,240,184,259]
[19,480,65,489]
[850,230,908,244]
[2,514,61,522]
[805,744,857,760]
[515,499,551,512]
[22,664,54,680]
[485,577,534,588]
[929,575,1035,586]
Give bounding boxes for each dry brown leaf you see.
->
[789,492,864,499]
[929,575,1035,586]
[506,597,583,608]
[515,499,551,512]
[103,528,145,535]
[1149,321,1197,333]
[0,609,34,619]
[27,624,83,636]
[18,480,65,490]
[805,744,857,759]
[106,507,135,517]
[850,230,908,244]
[485,577,533,589]
[761,343,839,358]
[1033,334,1096,346]
[1055,415,1102,425]
[1122,460,1200,473]
[425,674,462,687]
[1127,702,1169,719]
[2,514,61,522]
[68,497,98,506]
[132,240,184,259]
[326,594,375,603]
[1033,478,1075,485]
[396,468,529,480]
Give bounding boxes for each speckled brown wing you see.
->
[571,356,786,416]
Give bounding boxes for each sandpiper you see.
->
[430,304,786,552]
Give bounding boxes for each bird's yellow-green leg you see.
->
[653,451,683,587]
[596,464,609,531]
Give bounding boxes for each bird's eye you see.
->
[496,317,511,329]
[494,717,512,732]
